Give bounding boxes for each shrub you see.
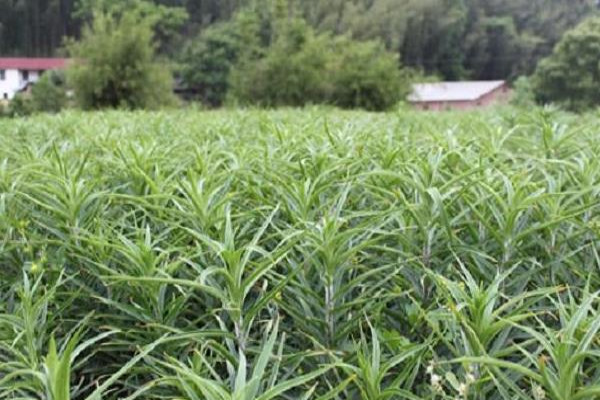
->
[31,71,69,113]
[229,18,407,110]
[5,93,34,117]
[229,18,330,107]
[179,23,241,107]
[326,36,408,111]
[67,10,176,110]
[510,76,536,108]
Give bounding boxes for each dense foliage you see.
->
[66,10,175,110]
[30,71,69,113]
[0,71,67,118]
[533,17,600,111]
[1,0,598,81]
[180,5,406,110]
[1,108,600,399]
[223,16,405,110]
[179,22,240,106]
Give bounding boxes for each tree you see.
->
[533,17,600,110]
[66,10,176,110]
[293,0,599,80]
[0,0,81,56]
[327,36,408,111]
[228,16,330,107]
[1,0,599,82]
[180,23,241,107]
[74,0,189,56]
[227,5,408,111]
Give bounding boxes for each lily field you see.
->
[1,108,600,399]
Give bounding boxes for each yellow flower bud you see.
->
[30,262,41,274]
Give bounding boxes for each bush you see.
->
[5,94,34,117]
[510,76,535,108]
[229,18,330,107]
[31,71,69,113]
[179,23,241,107]
[178,3,408,111]
[327,36,408,111]
[228,17,407,111]
[67,10,176,110]
[0,71,68,118]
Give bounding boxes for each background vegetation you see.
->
[2,0,600,110]
[66,10,175,110]
[1,0,598,81]
[1,108,600,399]
[532,17,600,111]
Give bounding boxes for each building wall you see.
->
[412,84,512,111]
[0,69,41,100]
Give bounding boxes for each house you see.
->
[408,80,511,110]
[0,58,68,101]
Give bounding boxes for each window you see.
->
[0,70,5,80]
[21,70,29,81]
[2,93,7,100]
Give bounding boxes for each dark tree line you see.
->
[295,0,599,80]
[0,0,598,81]
[0,0,80,56]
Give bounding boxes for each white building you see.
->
[0,58,67,101]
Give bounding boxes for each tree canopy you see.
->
[533,17,600,111]
[1,0,598,81]
[66,10,175,109]
[181,2,407,110]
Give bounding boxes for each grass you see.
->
[0,106,599,399]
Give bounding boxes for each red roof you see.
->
[0,58,68,70]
